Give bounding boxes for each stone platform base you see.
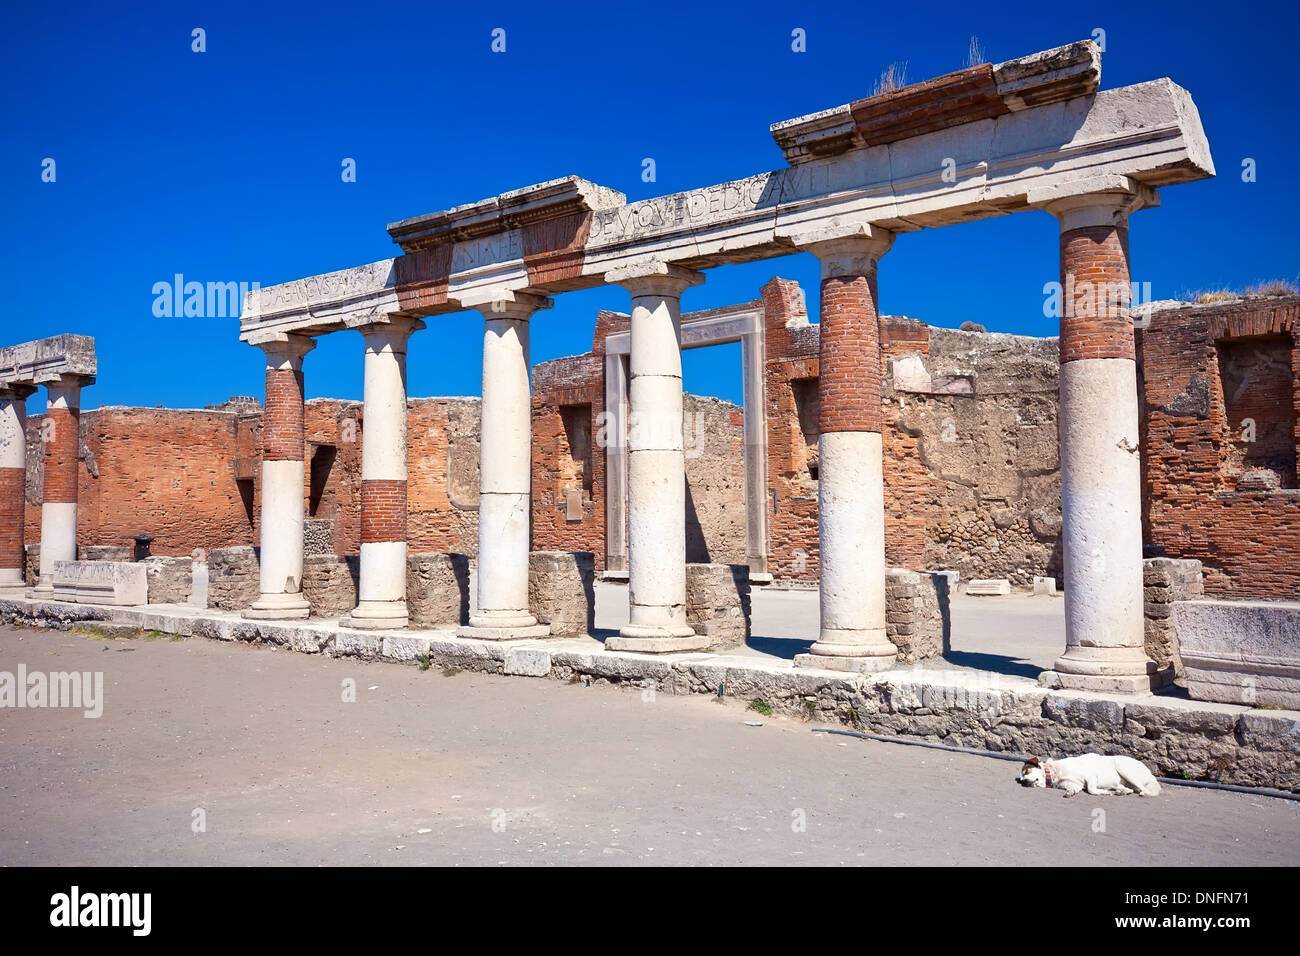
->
[457,624,551,641]
[606,634,711,654]
[793,652,897,674]
[2,595,1297,793]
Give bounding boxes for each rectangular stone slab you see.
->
[52,561,148,607]
[0,334,96,387]
[1175,599,1300,709]
[967,578,1012,596]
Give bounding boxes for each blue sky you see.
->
[2,1,1295,410]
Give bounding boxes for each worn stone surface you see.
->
[885,568,951,662]
[303,518,335,557]
[966,578,1012,596]
[6,593,1297,792]
[82,545,131,561]
[685,563,751,650]
[206,546,259,611]
[1143,557,1203,676]
[140,556,193,605]
[52,561,147,606]
[1175,599,1300,708]
[1138,296,1300,598]
[528,551,594,637]
[302,554,359,617]
[407,552,469,628]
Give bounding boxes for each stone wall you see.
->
[762,284,1063,585]
[528,551,595,637]
[141,556,193,605]
[1138,296,1300,598]
[1142,557,1204,677]
[684,563,751,650]
[407,553,470,628]
[206,546,259,611]
[885,568,951,662]
[302,554,359,617]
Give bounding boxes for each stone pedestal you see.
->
[246,335,314,620]
[459,294,552,641]
[791,229,899,673]
[604,263,710,654]
[347,318,423,631]
[528,551,595,637]
[1042,191,1160,693]
[0,386,33,594]
[34,376,91,594]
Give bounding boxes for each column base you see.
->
[1047,649,1173,694]
[458,610,550,641]
[244,593,310,620]
[795,628,898,672]
[606,623,709,654]
[344,600,409,631]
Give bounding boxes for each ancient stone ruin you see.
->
[4,40,1298,786]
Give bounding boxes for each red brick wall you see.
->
[25,407,256,556]
[1138,296,1300,598]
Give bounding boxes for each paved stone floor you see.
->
[1,624,1296,866]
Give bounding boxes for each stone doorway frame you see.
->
[601,304,770,583]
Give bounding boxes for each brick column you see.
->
[1044,192,1159,692]
[347,318,424,630]
[0,385,35,594]
[246,334,315,619]
[794,232,899,672]
[604,262,709,654]
[459,293,553,640]
[34,375,91,593]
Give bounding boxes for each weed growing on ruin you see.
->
[416,652,431,672]
[748,699,773,717]
[441,665,462,677]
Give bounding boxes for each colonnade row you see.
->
[0,193,1156,692]
[241,192,1158,691]
[0,374,93,596]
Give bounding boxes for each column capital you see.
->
[253,333,316,367]
[0,383,38,401]
[784,223,895,278]
[607,261,704,299]
[1030,177,1160,231]
[459,289,553,320]
[354,316,426,352]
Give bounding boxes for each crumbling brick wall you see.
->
[1138,296,1300,598]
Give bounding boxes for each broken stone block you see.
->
[141,555,194,604]
[1175,599,1300,709]
[966,578,1011,596]
[528,551,595,637]
[685,563,751,650]
[302,554,359,617]
[407,553,470,628]
[52,561,147,606]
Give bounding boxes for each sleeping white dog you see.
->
[1018,754,1162,797]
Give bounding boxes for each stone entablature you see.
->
[0,334,96,388]
[239,42,1211,346]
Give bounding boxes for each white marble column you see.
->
[604,262,709,654]
[35,375,91,593]
[0,385,34,594]
[347,318,424,630]
[792,231,899,673]
[246,334,315,620]
[459,293,552,640]
[1043,191,1160,692]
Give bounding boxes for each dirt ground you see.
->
[0,624,1296,866]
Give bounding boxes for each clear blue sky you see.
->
[2,0,1295,411]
